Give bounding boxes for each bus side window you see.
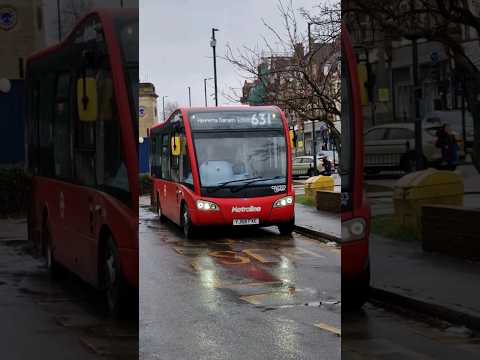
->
[95,66,130,205]
[150,133,161,178]
[161,134,170,180]
[53,73,73,180]
[74,68,97,187]
[38,74,55,177]
[180,128,193,189]
[29,79,40,175]
[170,130,180,182]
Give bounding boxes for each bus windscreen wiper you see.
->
[208,177,262,192]
[230,176,285,193]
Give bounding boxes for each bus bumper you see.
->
[189,195,295,228]
[342,239,370,291]
[118,247,138,289]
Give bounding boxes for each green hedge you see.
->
[139,174,152,195]
[0,168,31,217]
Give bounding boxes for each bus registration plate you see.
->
[233,219,259,226]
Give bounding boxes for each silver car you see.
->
[292,156,325,177]
[363,123,463,173]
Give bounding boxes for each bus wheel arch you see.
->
[41,207,51,257]
[180,200,195,239]
[97,225,128,317]
[156,192,164,221]
[41,206,61,277]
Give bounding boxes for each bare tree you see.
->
[52,0,94,40]
[344,0,480,171]
[163,101,179,121]
[225,0,341,140]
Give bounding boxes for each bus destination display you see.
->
[189,111,283,130]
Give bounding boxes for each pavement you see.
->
[343,302,480,359]
[139,201,340,360]
[0,218,138,359]
[294,203,340,242]
[365,164,480,331]
[293,176,341,242]
[370,234,480,329]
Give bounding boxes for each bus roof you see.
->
[150,105,283,131]
[27,8,137,64]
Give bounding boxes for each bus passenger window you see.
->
[53,73,73,179]
[96,67,130,204]
[161,134,170,180]
[74,68,97,187]
[180,135,193,188]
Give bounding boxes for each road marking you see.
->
[208,250,251,265]
[280,247,325,259]
[242,248,281,263]
[314,323,341,337]
[215,281,284,289]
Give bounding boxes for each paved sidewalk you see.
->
[294,203,340,241]
[370,233,480,327]
[0,218,27,240]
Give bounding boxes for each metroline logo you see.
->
[231,206,261,213]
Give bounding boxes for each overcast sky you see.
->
[140,0,318,111]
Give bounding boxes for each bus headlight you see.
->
[273,196,293,208]
[342,218,367,242]
[196,200,219,211]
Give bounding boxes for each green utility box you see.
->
[393,169,464,238]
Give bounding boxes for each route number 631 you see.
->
[251,113,272,126]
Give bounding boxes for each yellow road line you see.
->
[314,323,341,337]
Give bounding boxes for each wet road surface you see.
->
[0,219,138,360]
[139,204,340,360]
[343,302,480,359]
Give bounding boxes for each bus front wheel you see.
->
[102,235,127,317]
[181,204,195,239]
[278,219,295,236]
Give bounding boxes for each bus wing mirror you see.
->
[171,135,181,156]
[77,77,98,122]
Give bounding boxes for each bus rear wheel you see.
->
[156,194,165,222]
[278,219,295,236]
[181,204,195,239]
[42,221,62,279]
[102,235,127,317]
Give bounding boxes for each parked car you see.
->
[364,123,464,174]
[292,155,325,177]
[423,110,474,156]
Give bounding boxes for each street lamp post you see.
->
[210,28,219,107]
[307,22,318,174]
[187,86,192,107]
[204,77,213,107]
[162,95,168,121]
[408,0,424,170]
[57,0,62,41]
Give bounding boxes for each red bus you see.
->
[26,9,138,315]
[341,26,371,308]
[150,106,295,237]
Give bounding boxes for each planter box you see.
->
[315,191,340,213]
[422,205,480,259]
